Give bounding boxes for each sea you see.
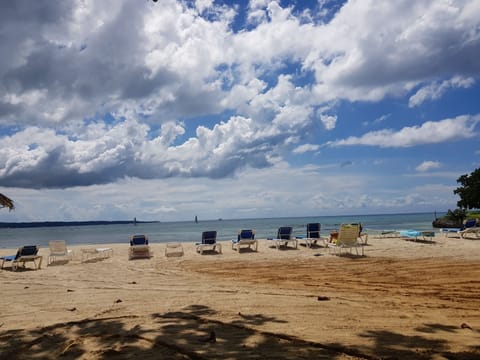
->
[0,212,441,249]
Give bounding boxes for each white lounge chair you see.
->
[48,240,73,265]
[196,231,222,254]
[129,235,152,260]
[268,227,298,250]
[232,229,258,252]
[458,225,480,239]
[328,224,365,256]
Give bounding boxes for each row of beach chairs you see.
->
[0,223,368,270]
[195,223,367,256]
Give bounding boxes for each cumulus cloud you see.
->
[320,114,337,130]
[330,115,480,148]
[0,114,314,188]
[1,0,480,191]
[416,161,441,172]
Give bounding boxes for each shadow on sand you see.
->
[0,305,478,359]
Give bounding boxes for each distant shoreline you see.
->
[0,220,159,229]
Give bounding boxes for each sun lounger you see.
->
[165,242,184,257]
[328,224,365,256]
[196,231,222,254]
[399,230,435,242]
[268,227,298,249]
[232,229,258,252]
[296,223,326,248]
[48,240,73,265]
[81,247,113,262]
[380,230,400,238]
[458,226,480,239]
[439,228,461,237]
[440,219,478,238]
[129,234,152,260]
[0,245,43,271]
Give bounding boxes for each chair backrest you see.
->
[49,240,67,254]
[238,229,255,240]
[338,224,360,245]
[202,231,217,245]
[463,219,477,229]
[18,245,39,258]
[277,227,292,240]
[131,235,148,246]
[307,223,321,239]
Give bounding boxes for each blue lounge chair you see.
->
[399,230,435,242]
[232,229,258,252]
[297,223,326,248]
[0,245,43,271]
[458,219,480,239]
[196,231,222,254]
[440,219,478,238]
[129,234,152,259]
[268,226,297,249]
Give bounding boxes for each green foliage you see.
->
[454,168,480,209]
[445,208,467,223]
[466,211,480,220]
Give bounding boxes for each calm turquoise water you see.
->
[0,212,440,249]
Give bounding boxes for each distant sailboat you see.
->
[195,215,198,223]
[134,217,137,226]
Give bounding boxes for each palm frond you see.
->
[0,193,15,210]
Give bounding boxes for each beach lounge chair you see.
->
[0,245,43,271]
[440,219,478,238]
[165,242,184,257]
[399,230,435,242]
[297,223,326,248]
[353,223,369,245]
[129,234,152,260]
[48,240,73,265]
[458,219,480,239]
[328,224,365,256]
[196,231,222,254]
[268,226,298,250]
[232,229,258,252]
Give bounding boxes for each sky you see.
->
[1,0,480,222]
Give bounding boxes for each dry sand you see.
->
[0,234,479,359]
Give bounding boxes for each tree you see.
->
[0,193,14,210]
[454,168,480,209]
[445,208,466,224]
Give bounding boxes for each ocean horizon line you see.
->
[0,210,443,229]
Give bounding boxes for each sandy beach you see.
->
[1,234,479,359]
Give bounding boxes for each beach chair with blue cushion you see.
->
[458,219,480,239]
[399,230,435,242]
[440,219,478,238]
[297,223,326,248]
[232,229,258,252]
[268,226,298,250]
[0,245,43,271]
[328,224,365,256]
[196,231,222,254]
[129,234,152,259]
